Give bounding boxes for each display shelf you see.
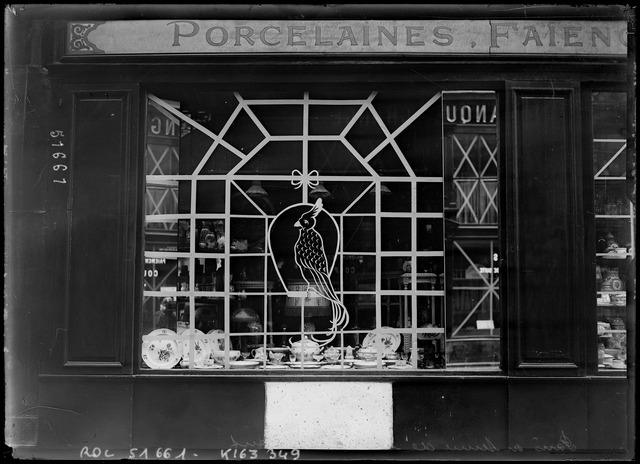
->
[595,215,633,219]
[596,253,632,259]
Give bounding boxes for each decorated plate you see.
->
[229,360,260,369]
[178,328,211,368]
[362,328,401,354]
[142,329,182,369]
[206,329,226,350]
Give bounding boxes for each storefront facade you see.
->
[5,4,635,460]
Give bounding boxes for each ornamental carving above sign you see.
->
[69,22,105,53]
[66,20,628,56]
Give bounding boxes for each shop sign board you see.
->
[67,20,627,56]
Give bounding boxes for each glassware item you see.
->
[269,352,284,364]
[605,232,618,249]
[594,191,604,214]
[324,347,341,363]
[241,351,251,360]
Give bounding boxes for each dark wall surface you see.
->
[19,377,630,460]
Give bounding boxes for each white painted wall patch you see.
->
[264,382,393,450]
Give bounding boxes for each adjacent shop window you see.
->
[592,91,632,372]
[443,93,500,368]
[141,85,500,371]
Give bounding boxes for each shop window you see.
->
[443,93,500,368]
[141,86,500,372]
[592,91,632,372]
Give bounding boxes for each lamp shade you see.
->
[309,182,331,198]
[231,307,260,322]
[369,183,392,195]
[284,280,331,316]
[246,180,268,198]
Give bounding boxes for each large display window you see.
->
[140,83,501,371]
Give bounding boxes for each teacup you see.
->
[212,350,240,364]
[612,359,625,369]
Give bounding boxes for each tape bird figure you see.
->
[293,198,349,345]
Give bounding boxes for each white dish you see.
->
[206,329,226,350]
[142,329,182,369]
[353,360,381,369]
[362,327,401,354]
[288,362,322,369]
[196,364,224,370]
[178,328,211,368]
[387,363,413,370]
[320,364,352,370]
[229,360,260,369]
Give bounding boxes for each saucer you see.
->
[387,363,413,370]
[258,364,290,370]
[320,364,352,370]
[287,362,322,369]
[353,360,380,369]
[196,364,224,370]
[611,360,626,369]
[229,360,260,369]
